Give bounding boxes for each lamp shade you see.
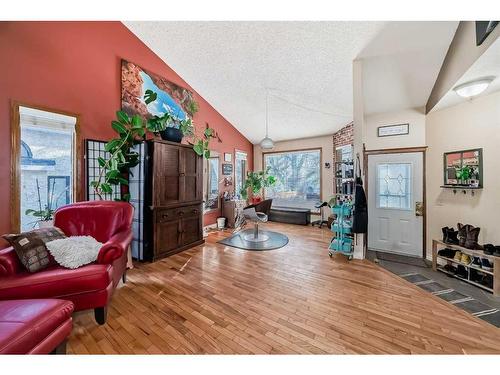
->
[260,137,274,150]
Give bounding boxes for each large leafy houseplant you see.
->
[92,90,215,201]
[240,167,276,201]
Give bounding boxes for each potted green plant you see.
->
[456,165,473,185]
[240,167,276,204]
[92,90,215,201]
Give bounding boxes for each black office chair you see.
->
[312,201,329,228]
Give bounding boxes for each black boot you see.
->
[447,228,459,244]
[442,227,450,242]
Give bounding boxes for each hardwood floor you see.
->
[68,222,500,354]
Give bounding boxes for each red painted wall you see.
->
[0,21,253,234]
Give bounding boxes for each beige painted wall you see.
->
[364,107,426,150]
[426,90,500,258]
[253,135,334,204]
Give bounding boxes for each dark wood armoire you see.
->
[143,140,204,261]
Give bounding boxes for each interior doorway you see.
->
[367,150,425,258]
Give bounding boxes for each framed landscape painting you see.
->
[121,59,197,120]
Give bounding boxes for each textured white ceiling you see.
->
[124,21,458,143]
[359,21,459,115]
[124,21,385,143]
[433,35,500,111]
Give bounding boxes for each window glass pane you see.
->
[264,149,321,211]
[21,122,74,231]
[376,163,411,210]
[235,152,246,199]
[205,157,219,210]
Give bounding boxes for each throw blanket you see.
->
[46,236,103,269]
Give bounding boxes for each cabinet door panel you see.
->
[155,220,180,256]
[181,216,202,246]
[153,143,181,206]
[180,147,203,202]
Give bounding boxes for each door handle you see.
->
[415,201,424,216]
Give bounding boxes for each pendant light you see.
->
[260,89,274,150]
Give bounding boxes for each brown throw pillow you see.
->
[2,227,67,273]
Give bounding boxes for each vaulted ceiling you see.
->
[125,21,458,143]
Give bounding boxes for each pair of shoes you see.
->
[484,244,495,255]
[456,265,468,279]
[442,227,459,244]
[484,244,500,256]
[453,251,471,264]
[481,258,493,271]
[438,248,456,258]
[443,263,456,275]
[460,253,472,265]
[472,257,482,267]
[457,223,480,249]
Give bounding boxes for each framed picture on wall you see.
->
[224,153,232,162]
[377,123,409,137]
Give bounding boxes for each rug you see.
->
[370,250,429,267]
[399,272,500,328]
[218,229,289,251]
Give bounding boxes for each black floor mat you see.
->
[370,250,429,267]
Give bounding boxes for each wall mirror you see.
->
[204,152,220,211]
[443,148,483,188]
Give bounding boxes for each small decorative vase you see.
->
[160,128,183,143]
[251,196,262,205]
[38,220,54,229]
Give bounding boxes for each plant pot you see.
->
[217,217,226,230]
[38,220,54,229]
[251,196,263,205]
[160,127,183,143]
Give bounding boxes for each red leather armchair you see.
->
[0,201,133,325]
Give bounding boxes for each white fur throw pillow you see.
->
[45,236,103,269]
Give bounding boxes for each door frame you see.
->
[10,100,82,233]
[363,146,427,259]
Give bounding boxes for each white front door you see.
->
[367,152,423,257]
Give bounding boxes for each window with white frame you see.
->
[264,149,321,211]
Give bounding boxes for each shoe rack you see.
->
[432,239,499,296]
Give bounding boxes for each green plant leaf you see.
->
[97,157,106,168]
[131,115,143,129]
[105,139,121,152]
[116,111,130,124]
[111,120,127,134]
[117,176,129,185]
[193,142,203,156]
[121,193,131,202]
[101,183,113,194]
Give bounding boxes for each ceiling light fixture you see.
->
[260,89,274,150]
[453,76,495,99]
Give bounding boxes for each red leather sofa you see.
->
[0,201,133,324]
[0,299,74,354]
